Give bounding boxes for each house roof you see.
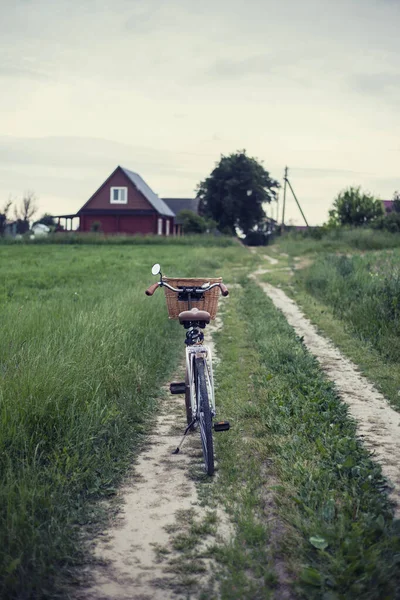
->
[163,198,199,215]
[162,198,200,224]
[121,167,175,217]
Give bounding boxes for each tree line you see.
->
[326,187,400,233]
[2,153,398,239]
[0,192,58,237]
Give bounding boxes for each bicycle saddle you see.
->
[178,307,211,324]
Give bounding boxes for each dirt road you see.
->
[252,266,400,516]
[78,325,230,600]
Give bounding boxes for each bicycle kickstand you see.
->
[172,419,197,454]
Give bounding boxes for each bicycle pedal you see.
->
[214,421,230,432]
[170,382,186,394]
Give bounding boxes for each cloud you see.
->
[0,136,178,170]
[350,71,400,95]
[207,54,275,80]
[290,167,367,179]
[0,64,50,80]
[0,51,52,81]
[123,4,163,34]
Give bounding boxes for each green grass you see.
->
[210,281,400,599]
[3,240,399,599]
[300,251,400,363]
[0,233,238,246]
[0,242,255,599]
[258,242,400,411]
[283,287,400,413]
[278,228,400,255]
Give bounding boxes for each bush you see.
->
[90,221,102,232]
[372,211,400,233]
[328,187,384,227]
[177,210,208,234]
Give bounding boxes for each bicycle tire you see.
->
[196,357,214,475]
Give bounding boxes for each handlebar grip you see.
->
[220,283,229,297]
[145,283,160,296]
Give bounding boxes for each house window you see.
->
[110,187,128,204]
[157,218,163,235]
[166,220,170,236]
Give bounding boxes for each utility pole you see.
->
[281,166,288,227]
[281,166,309,229]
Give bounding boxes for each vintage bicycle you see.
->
[145,264,230,475]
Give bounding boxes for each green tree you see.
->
[197,151,279,235]
[328,186,384,227]
[0,200,12,236]
[177,210,209,234]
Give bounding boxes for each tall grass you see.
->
[300,251,400,362]
[0,243,253,599]
[213,281,399,598]
[278,228,400,255]
[0,233,237,247]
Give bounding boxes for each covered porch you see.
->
[52,214,80,232]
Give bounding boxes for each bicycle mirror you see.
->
[151,263,161,276]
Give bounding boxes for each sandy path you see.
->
[81,399,198,600]
[248,247,279,265]
[252,268,400,516]
[262,254,279,265]
[78,323,229,600]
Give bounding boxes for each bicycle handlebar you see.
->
[145,282,160,296]
[219,283,229,297]
[144,281,229,297]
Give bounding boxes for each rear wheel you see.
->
[196,358,214,475]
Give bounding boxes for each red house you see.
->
[76,166,175,235]
[383,200,394,214]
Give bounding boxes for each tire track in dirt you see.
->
[76,323,231,600]
[252,267,400,516]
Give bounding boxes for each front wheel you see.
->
[196,358,214,475]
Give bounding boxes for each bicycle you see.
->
[145,264,230,475]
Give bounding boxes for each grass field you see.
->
[0,242,255,599]
[1,239,399,599]
[278,228,400,255]
[259,236,400,412]
[302,250,400,363]
[211,282,400,599]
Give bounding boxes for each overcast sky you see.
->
[1,0,399,225]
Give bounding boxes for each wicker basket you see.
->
[162,276,222,320]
